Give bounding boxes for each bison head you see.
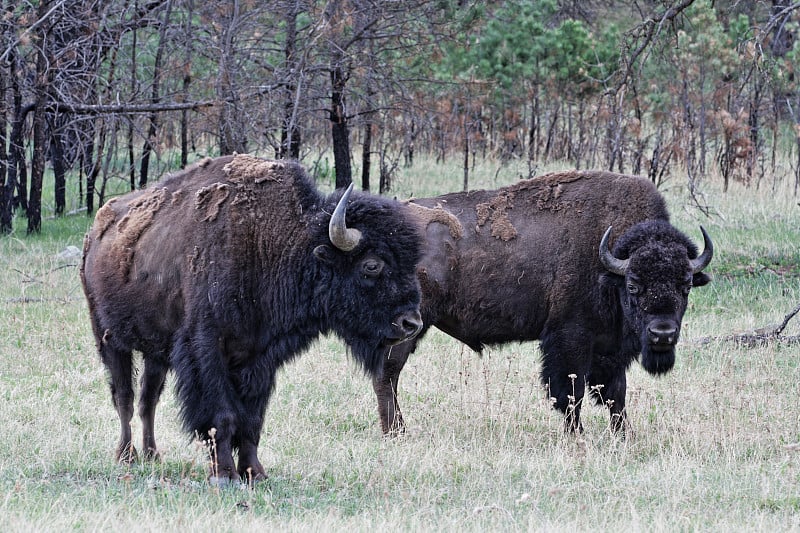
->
[599,220,712,374]
[312,184,424,374]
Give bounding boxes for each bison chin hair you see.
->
[342,337,389,377]
[639,345,675,375]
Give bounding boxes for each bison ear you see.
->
[313,244,336,265]
[692,272,711,287]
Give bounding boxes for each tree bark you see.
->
[330,63,352,188]
[0,0,11,233]
[50,119,67,215]
[180,0,194,168]
[361,119,373,192]
[217,0,247,156]
[28,2,50,234]
[139,0,172,188]
[279,0,301,160]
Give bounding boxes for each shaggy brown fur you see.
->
[81,154,424,484]
[372,169,712,436]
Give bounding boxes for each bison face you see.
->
[312,187,424,374]
[600,222,712,375]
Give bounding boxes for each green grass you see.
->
[1,159,799,530]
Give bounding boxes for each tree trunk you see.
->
[0,0,10,233]
[28,4,50,234]
[279,0,301,160]
[0,58,8,234]
[50,120,66,215]
[128,4,138,191]
[180,0,194,168]
[217,0,247,156]
[330,63,352,188]
[463,110,469,191]
[361,119,373,191]
[140,0,173,188]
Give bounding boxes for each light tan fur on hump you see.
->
[406,201,464,239]
[476,191,517,241]
[223,154,284,184]
[113,187,170,279]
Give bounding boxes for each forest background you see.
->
[1,0,800,235]
[2,1,800,529]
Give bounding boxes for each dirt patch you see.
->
[506,170,587,212]
[407,201,463,239]
[476,191,517,241]
[223,154,284,184]
[195,182,231,222]
[114,187,170,278]
[93,202,117,240]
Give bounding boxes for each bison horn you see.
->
[329,183,362,252]
[599,226,630,276]
[689,226,713,274]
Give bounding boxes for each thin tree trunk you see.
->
[330,63,352,188]
[180,0,194,168]
[128,1,138,191]
[50,119,66,215]
[361,119,373,192]
[0,0,11,233]
[28,2,50,234]
[140,0,172,188]
[463,111,469,192]
[217,0,247,156]
[279,0,301,160]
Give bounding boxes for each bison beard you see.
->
[81,155,423,483]
[371,170,712,436]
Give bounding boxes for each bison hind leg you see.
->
[372,339,417,436]
[101,345,138,463]
[138,354,169,461]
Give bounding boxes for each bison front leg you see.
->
[372,341,414,436]
[539,331,589,434]
[588,368,628,435]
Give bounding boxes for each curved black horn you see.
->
[599,226,629,275]
[689,226,714,274]
[329,183,362,252]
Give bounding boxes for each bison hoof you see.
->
[239,465,268,484]
[208,463,238,486]
[142,447,162,462]
[116,443,138,464]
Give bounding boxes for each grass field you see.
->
[1,159,799,531]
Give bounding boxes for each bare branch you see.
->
[614,0,697,93]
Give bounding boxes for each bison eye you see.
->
[681,283,692,295]
[361,258,384,278]
[627,282,641,295]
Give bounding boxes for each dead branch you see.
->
[614,0,697,93]
[692,301,800,347]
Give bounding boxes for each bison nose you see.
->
[394,310,423,342]
[647,322,678,346]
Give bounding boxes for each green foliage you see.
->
[437,0,618,101]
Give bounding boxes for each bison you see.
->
[373,170,712,435]
[81,154,423,482]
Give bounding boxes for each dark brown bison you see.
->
[373,170,712,435]
[81,154,423,482]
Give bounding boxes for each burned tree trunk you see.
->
[330,63,352,188]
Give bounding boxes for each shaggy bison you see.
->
[81,154,423,482]
[373,170,712,434]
